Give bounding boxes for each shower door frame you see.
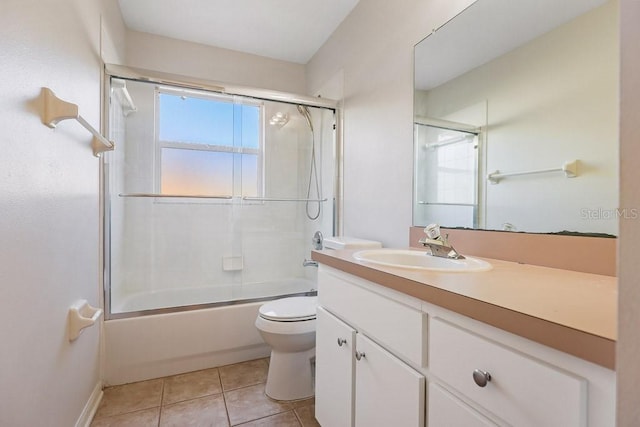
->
[101,64,342,320]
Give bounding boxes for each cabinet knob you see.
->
[337,338,347,347]
[472,369,492,387]
[355,351,366,361]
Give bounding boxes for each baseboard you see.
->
[75,381,103,427]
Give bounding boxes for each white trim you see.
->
[75,381,103,427]
[105,63,338,110]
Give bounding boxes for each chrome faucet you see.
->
[312,231,323,250]
[303,259,318,267]
[418,224,465,260]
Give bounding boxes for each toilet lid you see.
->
[259,296,317,321]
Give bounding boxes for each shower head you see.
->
[297,105,313,132]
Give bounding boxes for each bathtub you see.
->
[111,277,316,314]
[104,277,315,385]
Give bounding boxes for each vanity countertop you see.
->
[311,248,617,370]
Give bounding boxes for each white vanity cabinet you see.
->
[315,265,616,427]
[315,307,356,427]
[316,267,426,427]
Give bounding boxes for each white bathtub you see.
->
[104,277,315,385]
[112,277,316,313]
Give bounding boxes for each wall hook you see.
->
[68,299,102,341]
[42,87,115,157]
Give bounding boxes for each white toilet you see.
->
[255,237,381,400]
[255,296,318,401]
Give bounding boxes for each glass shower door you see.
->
[105,77,335,317]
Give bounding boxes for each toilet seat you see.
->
[259,296,317,322]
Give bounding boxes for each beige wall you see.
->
[306,0,475,247]
[0,0,125,425]
[125,30,307,94]
[617,0,640,424]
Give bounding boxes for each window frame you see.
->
[153,86,265,201]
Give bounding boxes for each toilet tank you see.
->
[323,236,382,250]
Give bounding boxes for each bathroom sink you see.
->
[352,249,492,272]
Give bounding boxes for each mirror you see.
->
[413,0,618,235]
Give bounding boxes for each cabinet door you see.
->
[354,334,425,427]
[316,307,356,427]
[428,383,498,427]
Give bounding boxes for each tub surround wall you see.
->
[0,1,126,426]
[109,80,328,307]
[410,226,617,276]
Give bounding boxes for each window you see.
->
[434,132,476,205]
[156,89,262,197]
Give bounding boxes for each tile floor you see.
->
[91,358,320,427]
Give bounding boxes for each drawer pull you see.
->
[337,338,347,347]
[472,369,492,387]
[355,351,366,361]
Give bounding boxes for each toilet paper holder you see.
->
[68,299,102,341]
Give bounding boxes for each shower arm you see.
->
[42,87,115,157]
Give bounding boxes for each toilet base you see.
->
[265,347,315,401]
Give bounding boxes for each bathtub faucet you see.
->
[303,259,318,267]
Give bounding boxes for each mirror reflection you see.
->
[413,0,618,235]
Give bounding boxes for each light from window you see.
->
[156,91,262,197]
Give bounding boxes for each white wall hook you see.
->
[42,87,115,157]
[68,299,102,342]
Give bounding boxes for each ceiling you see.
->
[414,0,607,90]
[118,0,360,64]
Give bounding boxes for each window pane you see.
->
[159,93,234,146]
[241,154,258,196]
[161,148,233,196]
[242,105,260,149]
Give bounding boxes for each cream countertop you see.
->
[312,248,617,369]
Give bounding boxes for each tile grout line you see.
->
[292,407,304,427]
[217,369,233,427]
[232,410,301,427]
[221,390,232,427]
[157,378,165,427]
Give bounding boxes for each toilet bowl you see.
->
[255,296,317,401]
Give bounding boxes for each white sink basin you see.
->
[352,249,492,272]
